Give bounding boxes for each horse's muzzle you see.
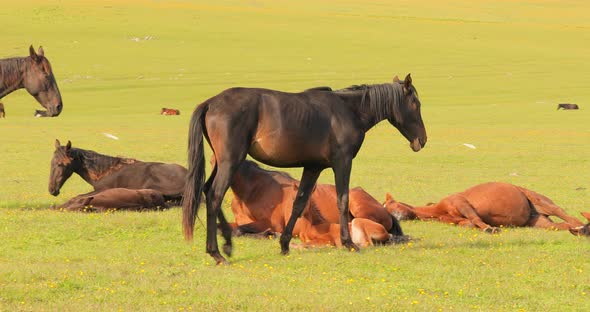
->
[410,137,425,152]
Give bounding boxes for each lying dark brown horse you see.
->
[557,103,579,110]
[57,188,167,212]
[49,139,188,202]
[183,74,427,264]
[161,108,180,115]
[383,182,585,232]
[229,160,403,244]
[569,212,590,236]
[0,45,62,116]
[0,102,4,118]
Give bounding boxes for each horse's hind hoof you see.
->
[391,235,413,244]
[484,226,500,234]
[222,244,233,257]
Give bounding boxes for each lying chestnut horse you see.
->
[569,212,590,236]
[229,160,403,247]
[57,188,167,212]
[161,108,180,115]
[384,182,585,233]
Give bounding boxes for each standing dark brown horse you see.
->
[49,140,188,202]
[183,74,427,264]
[0,45,63,116]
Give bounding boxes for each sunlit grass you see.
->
[0,0,589,310]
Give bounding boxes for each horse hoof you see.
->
[484,226,500,234]
[214,255,229,265]
[280,247,290,255]
[391,235,412,244]
[223,244,233,257]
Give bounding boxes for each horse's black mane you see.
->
[335,83,407,124]
[0,57,28,93]
[69,147,137,174]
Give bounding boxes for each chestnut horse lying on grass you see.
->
[229,160,405,247]
[383,182,585,233]
[161,108,180,115]
[56,188,167,212]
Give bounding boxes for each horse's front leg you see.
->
[333,158,359,251]
[280,167,322,255]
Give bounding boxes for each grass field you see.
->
[1,0,589,310]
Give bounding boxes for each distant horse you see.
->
[57,188,167,212]
[229,160,404,243]
[383,182,585,233]
[557,103,579,110]
[0,45,63,116]
[161,108,180,115]
[49,139,188,202]
[183,74,427,264]
[0,102,4,118]
[569,212,590,236]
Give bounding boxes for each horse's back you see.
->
[204,87,353,167]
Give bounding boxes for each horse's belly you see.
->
[465,183,531,226]
[248,136,330,167]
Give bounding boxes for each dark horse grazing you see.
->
[49,140,188,202]
[57,188,168,212]
[183,74,427,264]
[383,182,585,232]
[557,103,579,110]
[0,45,63,116]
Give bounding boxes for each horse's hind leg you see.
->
[443,197,498,232]
[205,160,243,264]
[528,215,577,230]
[280,167,323,255]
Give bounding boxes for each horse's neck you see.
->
[230,171,259,200]
[336,91,384,131]
[73,149,135,185]
[411,204,448,219]
[0,58,27,99]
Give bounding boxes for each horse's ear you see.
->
[393,75,400,83]
[385,192,393,202]
[581,212,590,222]
[29,45,40,62]
[37,46,45,57]
[404,73,412,89]
[66,140,72,151]
[55,139,61,149]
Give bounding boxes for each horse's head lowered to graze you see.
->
[569,212,590,237]
[49,139,75,196]
[23,46,63,116]
[391,74,427,152]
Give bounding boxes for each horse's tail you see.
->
[182,102,209,241]
[388,213,405,236]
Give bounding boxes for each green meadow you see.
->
[1,0,589,310]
